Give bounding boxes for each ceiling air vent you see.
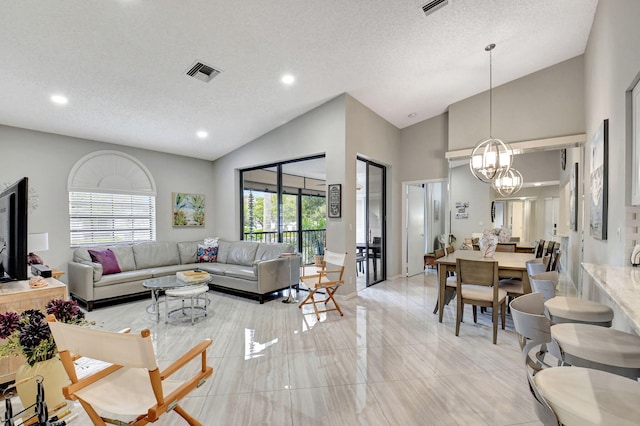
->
[185,61,222,83]
[422,0,448,16]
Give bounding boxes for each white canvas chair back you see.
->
[49,320,158,370]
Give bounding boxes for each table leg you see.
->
[438,263,446,323]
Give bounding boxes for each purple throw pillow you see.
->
[88,248,122,275]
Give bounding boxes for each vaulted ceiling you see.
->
[0,1,598,161]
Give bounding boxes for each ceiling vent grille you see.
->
[422,0,448,16]
[185,61,221,83]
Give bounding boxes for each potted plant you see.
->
[0,299,88,413]
[313,238,325,266]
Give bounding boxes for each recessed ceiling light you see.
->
[196,130,208,139]
[50,94,68,105]
[281,74,295,85]
[408,112,417,118]
[534,183,542,186]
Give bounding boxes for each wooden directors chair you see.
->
[299,250,346,320]
[47,315,213,426]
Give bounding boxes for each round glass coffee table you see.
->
[143,275,210,323]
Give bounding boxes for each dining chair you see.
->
[47,315,213,426]
[534,239,545,258]
[547,249,561,271]
[544,241,556,257]
[455,258,506,344]
[496,243,516,252]
[446,245,455,255]
[299,250,346,320]
[431,248,457,314]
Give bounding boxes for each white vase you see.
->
[15,356,68,414]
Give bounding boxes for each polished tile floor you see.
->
[7,270,549,425]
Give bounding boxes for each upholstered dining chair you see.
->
[454,258,506,344]
[496,243,516,253]
[432,247,457,314]
[534,239,545,258]
[47,315,213,426]
[299,250,346,320]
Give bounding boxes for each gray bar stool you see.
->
[551,323,640,379]
[534,366,640,426]
[529,272,613,327]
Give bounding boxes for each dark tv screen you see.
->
[0,177,28,282]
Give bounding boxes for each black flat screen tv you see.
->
[0,177,28,282]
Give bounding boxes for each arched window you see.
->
[68,151,157,246]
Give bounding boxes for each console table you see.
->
[0,277,68,384]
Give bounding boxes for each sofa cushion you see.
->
[216,240,232,264]
[133,242,180,269]
[255,243,294,261]
[195,263,227,276]
[227,241,259,267]
[149,264,203,277]
[88,249,121,275]
[94,269,153,287]
[177,241,199,265]
[223,264,258,281]
[109,245,136,272]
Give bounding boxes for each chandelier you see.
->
[492,168,523,197]
[469,43,515,184]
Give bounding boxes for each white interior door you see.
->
[406,184,425,276]
[511,201,524,240]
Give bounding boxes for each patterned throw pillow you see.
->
[197,244,218,263]
[87,248,122,275]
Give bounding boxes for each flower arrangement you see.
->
[0,299,87,366]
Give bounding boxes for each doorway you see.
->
[402,180,447,277]
[356,158,386,288]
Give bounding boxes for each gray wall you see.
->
[583,0,640,265]
[0,125,216,280]
[448,55,586,150]
[399,113,449,182]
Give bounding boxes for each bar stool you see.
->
[551,323,640,379]
[165,284,209,325]
[529,272,614,327]
[534,366,640,426]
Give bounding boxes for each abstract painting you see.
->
[589,119,608,240]
[173,192,205,227]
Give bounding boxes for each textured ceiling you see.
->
[0,0,598,161]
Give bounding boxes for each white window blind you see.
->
[69,192,156,246]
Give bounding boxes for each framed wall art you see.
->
[589,119,608,240]
[172,192,205,227]
[328,184,341,218]
[570,162,578,232]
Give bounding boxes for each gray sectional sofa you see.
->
[68,240,300,310]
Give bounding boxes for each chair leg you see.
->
[472,305,477,323]
[455,301,463,337]
[492,303,498,344]
[325,287,344,316]
[432,300,439,315]
[501,301,506,329]
[78,398,107,426]
[174,404,202,426]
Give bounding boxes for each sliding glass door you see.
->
[357,158,386,287]
[241,156,326,264]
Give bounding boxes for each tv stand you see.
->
[0,277,68,384]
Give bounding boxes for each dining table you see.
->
[435,250,535,322]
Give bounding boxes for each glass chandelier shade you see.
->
[492,167,523,196]
[468,43,522,188]
[469,137,513,183]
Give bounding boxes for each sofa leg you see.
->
[259,296,264,304]
[86,301,94,312]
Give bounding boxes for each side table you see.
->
[0,278,68,384]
